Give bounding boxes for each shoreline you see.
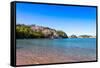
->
[16,37,96,39]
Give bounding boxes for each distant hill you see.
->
[69,35,96,38]
[16,24,68,39]
[78,35,96,38]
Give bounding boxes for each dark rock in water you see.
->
[70,35,77,38]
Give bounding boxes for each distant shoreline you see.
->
[16,24,96,39]
[16,38,96,40]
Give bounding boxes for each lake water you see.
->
[16,38,96,65]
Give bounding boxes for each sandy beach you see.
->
[16,48,96,65]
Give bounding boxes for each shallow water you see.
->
[16,38,96,65]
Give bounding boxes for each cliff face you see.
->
[16,24,68,39]
[31,25,68,38]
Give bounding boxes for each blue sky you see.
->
[16,3,96,36]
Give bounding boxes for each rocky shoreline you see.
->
[16,24,68,39]
[16,24,96,39]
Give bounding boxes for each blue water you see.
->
[17,38,96,49]
[16,38,96,61]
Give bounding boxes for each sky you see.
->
[16,3,96,36]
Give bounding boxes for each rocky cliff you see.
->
[16,24,68,39]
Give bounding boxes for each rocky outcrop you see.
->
[31,25,68,38]
[16,24,68,39]
[69,35,77,38]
